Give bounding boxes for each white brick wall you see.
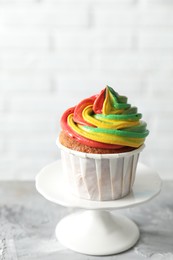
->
[0,0,173,180]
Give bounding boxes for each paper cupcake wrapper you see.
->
[57,139,144,201]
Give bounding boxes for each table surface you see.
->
[0,180,173,260]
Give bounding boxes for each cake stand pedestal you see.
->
[36,161,161,256]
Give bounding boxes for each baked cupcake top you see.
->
[60,86,149,149]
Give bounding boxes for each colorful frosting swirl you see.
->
[61,86,149,149]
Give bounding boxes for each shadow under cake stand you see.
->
[36,160,161,256]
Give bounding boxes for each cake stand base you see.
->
[56,210,139,255]
[36,161,162,256]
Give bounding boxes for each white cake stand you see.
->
[36,161,161,256]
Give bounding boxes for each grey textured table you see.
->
[0,181,173,260]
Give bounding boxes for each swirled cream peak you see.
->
[61,86,149,149]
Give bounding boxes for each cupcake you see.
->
[57,86,149,201]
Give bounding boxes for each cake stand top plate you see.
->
[36,161,161,210]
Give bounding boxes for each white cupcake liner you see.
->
[57,138,144,201]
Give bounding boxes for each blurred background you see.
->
[0,0,173,180]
